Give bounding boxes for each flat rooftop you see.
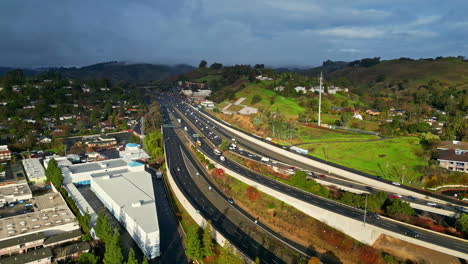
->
[0,193,77,241]
[0,181,32,202]
[21,159,46,180]
[92,170,159,234]
[68,159,127,174]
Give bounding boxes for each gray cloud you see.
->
[0,0,467,67]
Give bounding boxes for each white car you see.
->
[392,182,401,186]
[426,202,437,206]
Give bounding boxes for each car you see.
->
[389,194,402,199]
[426,202,437,206]
[368,213,381,220]
[407,196,417,201]
[177,167,180,172]
[392,182,401,186]
[404,230,420,238]
[227,198,234,204]
[220,156,226,161]
[319,174,326,178]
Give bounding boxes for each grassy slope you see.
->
[223,81,305,117]
[302,137,426,183]
[329,59,468,86]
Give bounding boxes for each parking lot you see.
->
[0,201,34,218]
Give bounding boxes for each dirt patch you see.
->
[378,154,386,158]
[373,234,462,264]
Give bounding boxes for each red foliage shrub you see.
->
[429,225,446,233]
[246,186,260,201]
[358,245,382,264]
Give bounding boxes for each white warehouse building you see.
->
[59,158,160,259]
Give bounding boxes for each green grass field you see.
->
[302,137,427,183]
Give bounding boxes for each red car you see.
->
[319,174,326,178]
[389,194,402,199]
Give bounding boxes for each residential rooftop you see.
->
[438,149,468,163]
[438,140,468,151]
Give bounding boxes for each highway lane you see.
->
[172,114,342,264]
[163,120,287,264]
[170,98,457,214]
[158,96,468,258]
[179,96,468,212]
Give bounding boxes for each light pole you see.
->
[363,194,368,226]
[318,72,323,127]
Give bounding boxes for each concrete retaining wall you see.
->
[164,156,229,247]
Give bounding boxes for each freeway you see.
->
[163,109,287,264]
[170,96,458,214]
[158,94,468,259]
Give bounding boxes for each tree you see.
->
[199,60,208,68]
[78,252,100,264]
[125,248,138,264]
[219,139,230,151]
[95,211,113,243]
[45,158,63,188]
[210,62,223,70]
[308,257,321,264]
[386,199,414,217]
[217,242,243,264]
[251,95,262,105]
[185,225,202,262]
[202,221,215,257]
[456,213,468,235]
[141,258,148,264]
[103,229,124,264]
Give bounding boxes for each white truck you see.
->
[261,157,270,162]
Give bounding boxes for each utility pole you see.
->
[140,116,145,159]
[318,72,323,127]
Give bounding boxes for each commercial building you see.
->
[0,193,79,242]
[83,136,117,148]
[119,143,150,162]
[0,247,52,264]
[0,180,32,203]
[60,158,160,259]
[0,146,11,162]
[22,159,46,183]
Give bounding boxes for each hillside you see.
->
[328,58,468,87]
[0,62,195,83]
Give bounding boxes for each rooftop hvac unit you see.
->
[132,201,142,207]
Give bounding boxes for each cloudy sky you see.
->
[1,0,467,67]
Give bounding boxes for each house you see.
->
[255,75,273,81]
[366,109,381,116]
[437,149,468,173]
[82,87,91,93]
[37,136,52,144]
[294,86,307,94]
[437,141,468,152]
[0,145,11,161]
[274,86,284,92]
[353,112,363,120]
